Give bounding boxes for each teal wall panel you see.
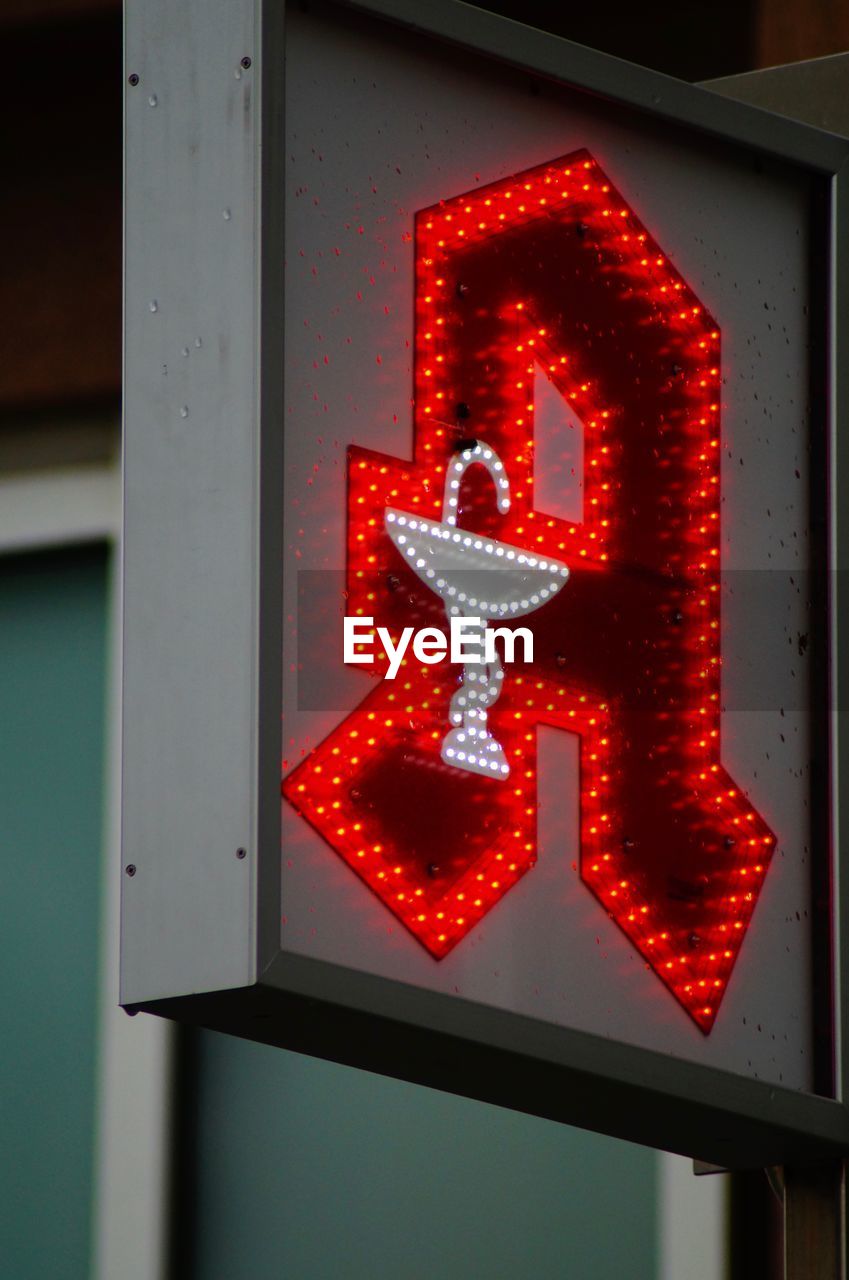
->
[0,546,109,1280]
[189,1032,658,1280]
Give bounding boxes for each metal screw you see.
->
[241,55,252,69]
[128,73,140,86]
[125,864,137,877]
[455,402,471,420]
[236,847,247,860]
[723,835,736,850]
[576,222,589,238]
[427,863,440,878]
[455,281,470,299]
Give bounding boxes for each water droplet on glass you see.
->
[222,208,231,221]
[181,346,189,357]
[148,93,158,107]
[149,300,158,313]
[180,406,189,419]
[194,337,202,348]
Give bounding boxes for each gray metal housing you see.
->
[122,0,849,1167]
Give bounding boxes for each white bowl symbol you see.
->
[385,441,569,780]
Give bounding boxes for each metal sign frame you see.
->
[121,0,849,1167]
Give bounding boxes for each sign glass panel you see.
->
[280,3,829,1094]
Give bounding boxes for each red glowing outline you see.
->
[284,150,775,1032]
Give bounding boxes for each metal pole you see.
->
[783,1163,844,1280]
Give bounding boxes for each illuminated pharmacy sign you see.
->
[125,0,848,1162]
[283,150,775,1033]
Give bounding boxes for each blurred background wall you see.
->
[2,0,842,1275]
